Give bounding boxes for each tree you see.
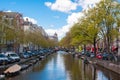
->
[60,0,120,55]
[70,14,100,55]
[95,0,120,52]
[59,32,72,48]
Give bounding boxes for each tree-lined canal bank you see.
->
[5,51,120,80]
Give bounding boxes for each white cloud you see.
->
[45,0,77,13]
[67,12,84,25]
[45,12,84,40]
[45,2,52,7]
[5,10,12,12]
[77,0,101,10]
[45,0,101,13]
[23,17,37,24]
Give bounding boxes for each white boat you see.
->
[4,64,21,76]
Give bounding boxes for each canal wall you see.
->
[71,54,120,75]
[86,57,120,74]
[95,60,120,74]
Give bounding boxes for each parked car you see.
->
[19,52,30,59]
[7,57,15,63]
[39,50,44,56]
[85,51,91,57]
[0,54,9,65]
[102,52,109,60]
[90,52,95,58]
[5,52,20,62]
[27,51,33,57]
[31,50,39,56]
[96,53,102,59]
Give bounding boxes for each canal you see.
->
[5,51,120,80]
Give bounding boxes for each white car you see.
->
[5,52,20,62]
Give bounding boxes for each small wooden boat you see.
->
[4,64,21,77]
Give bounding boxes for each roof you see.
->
[1,12,22,18]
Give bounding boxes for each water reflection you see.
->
[5,51,120,80]
[27,53,68,80]
[63,53,120,80]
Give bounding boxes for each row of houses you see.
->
[0,11,58,53]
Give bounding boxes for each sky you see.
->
[0,0,119,40]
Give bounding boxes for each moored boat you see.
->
[4,64,21,77]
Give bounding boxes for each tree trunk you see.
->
[93,38,97,57]
[83,44,86,52]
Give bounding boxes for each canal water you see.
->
[6,51,120,80]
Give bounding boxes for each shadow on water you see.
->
[5,51,120,80]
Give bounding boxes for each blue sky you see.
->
[0,0,68,28]
[0,0,120,40]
